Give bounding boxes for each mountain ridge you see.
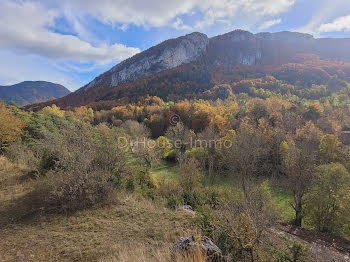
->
[80,32,209,92]
[0,81,70,106]
[26,29,350,110]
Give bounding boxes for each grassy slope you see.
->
[1,158,349,262]
[151,163,180,182]
[151,161,295,222]
[0,157,197,262]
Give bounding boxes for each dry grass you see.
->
[0,157,198,262]
[0,156,30,200]
[98,244,207,262]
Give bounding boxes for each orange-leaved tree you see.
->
[0,101,25,151]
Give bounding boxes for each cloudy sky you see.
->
[1,0,350,91]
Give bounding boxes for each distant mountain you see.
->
[0,81,70,106]
[27,30,350,110]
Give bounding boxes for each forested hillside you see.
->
[0,81,70,106]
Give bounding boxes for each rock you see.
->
[176,205,193,211]
[82,32,209,91]
[176,205,195,215]
[171,236,232,262]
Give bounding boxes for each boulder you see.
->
[171,236,232,262]
[176,205,193,211]
[176,205,195,215]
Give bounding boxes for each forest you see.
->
[1,72,350,261]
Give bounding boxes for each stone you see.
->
[176,205,193,211]
[171,236,232,262]
[176,205,195,215]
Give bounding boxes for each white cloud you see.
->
[0,0,140,64]
[172,18,193,31]
[259,18,282,30]
[63,0,294,30]
[63,0,196,27]
[192,0,292,29]
[319,15,350,32]
[298,0,350,35]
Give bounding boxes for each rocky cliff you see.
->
[81,32,209,92]
[80,29,350,92]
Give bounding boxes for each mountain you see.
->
[27,30,350,110]
[80,32,209,92]
[0,81,70,106]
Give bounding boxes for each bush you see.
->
[30,171,114,214]
[5,142,37,168]
[166,195,183,210]
[196,181,279,261]
[157,179,184,209]
[39,150,60,175]
[126,177,135,192]
[268,240,310,262]
[183,191,203,210]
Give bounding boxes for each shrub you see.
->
[157,179,184,209]
[125,177,135,192]
[166,195,183,210]
[30,171,113,214]
[268,240,310,262]
[5,142,36,168]
[183,191,203,210]
[196,181,279,261]
[39,150,60,175]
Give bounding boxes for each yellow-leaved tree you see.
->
[0,101,25,150]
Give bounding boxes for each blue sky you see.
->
[1,0,350,91]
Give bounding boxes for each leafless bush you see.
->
[30,171,114,214]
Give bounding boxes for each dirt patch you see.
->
[271,224,350,262]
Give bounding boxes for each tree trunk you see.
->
[294,202,303,227]
[249,248,254,262]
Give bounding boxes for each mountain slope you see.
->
[26,30,350,110]
[80,32,209,92]
[0,81,70,106]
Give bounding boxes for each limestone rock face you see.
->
[83,32,209,91]
[79,29,350,94]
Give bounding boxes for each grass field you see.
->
[150,161,295,222]
[0,157,198,262]
[151,162,179,182]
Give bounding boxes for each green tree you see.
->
[179,158,203,193]
[305,163,350,235]
[319,134,341,164]
[280,139,316,227]
[166,122,195,165]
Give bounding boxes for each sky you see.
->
[1,0,350,91]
